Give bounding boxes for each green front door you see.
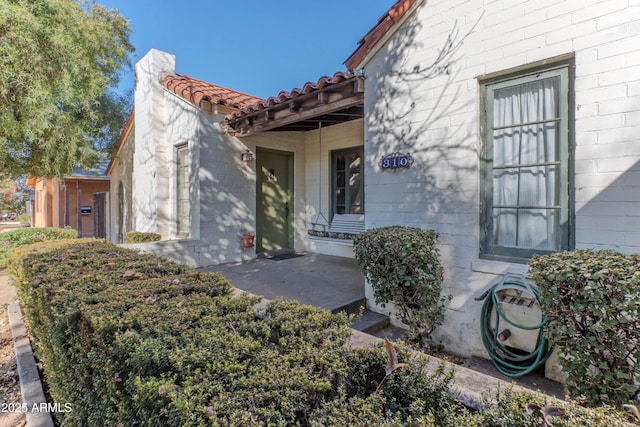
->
[256,149,293,251]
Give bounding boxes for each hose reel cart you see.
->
[477,271,553,378]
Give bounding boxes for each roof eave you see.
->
[344,0,425,72]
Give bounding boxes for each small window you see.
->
[176,144,190,238]
[480,64,573,262]
[332,147,364,216]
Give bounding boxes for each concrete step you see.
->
[351,309,389,333]
[331,297,366,316]
[367,322,406,341]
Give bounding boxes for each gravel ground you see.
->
[0,304,26,427]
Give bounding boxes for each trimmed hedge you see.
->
[9,240,637,426]
[10,239,354,426]
[125,231,162,243]
[529,249,640,406]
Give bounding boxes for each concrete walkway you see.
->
[199,253,366,313]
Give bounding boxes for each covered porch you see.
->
[225,72,366,258]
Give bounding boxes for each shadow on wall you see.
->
[575,159,640,253]
[365,13,482,267]
[365,6,640,355]
[129,96,257,268]
[193,109,257,264]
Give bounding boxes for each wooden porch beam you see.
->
[232,93,364,136]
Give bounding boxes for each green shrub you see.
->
[0,226,77,268]
[353,226,450,347]
[9,239,637,426]
[477,386,637,427]
[529,249,640,406]
[125,231,162,243]
[9,240,354,426]
[16,214,31,223]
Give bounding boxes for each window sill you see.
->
[471,258,529,276]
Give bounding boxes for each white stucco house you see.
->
[106,48,365,265]
[108,0,640,364]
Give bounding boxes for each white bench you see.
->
[327,214,365,235]
[309,214,364,239]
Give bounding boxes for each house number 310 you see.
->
[379,153,413,171]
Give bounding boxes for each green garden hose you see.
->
[478,273,552,378]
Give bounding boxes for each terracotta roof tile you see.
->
[162,74,262,110]
[226,71,355,121]
[344,0,419,71]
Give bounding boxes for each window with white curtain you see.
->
[176,144,190,238]
[480,64,572,262]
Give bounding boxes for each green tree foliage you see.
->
[0,0,134,178]
[0,175,32,213]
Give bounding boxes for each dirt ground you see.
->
[0,310,26,427]
[0,273,26,427]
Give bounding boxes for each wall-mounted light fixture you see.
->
[241,150,254,162]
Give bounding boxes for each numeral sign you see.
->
[379,153,413,171]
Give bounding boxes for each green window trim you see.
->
[479,62,574,263]
[332,147,364,217]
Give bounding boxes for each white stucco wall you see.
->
[360,0,640,357]
[108,123,135,243]
[128,49,256,266]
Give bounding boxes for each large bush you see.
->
[529,249,640,406]
[353,226,450,347]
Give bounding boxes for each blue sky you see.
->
[98,1,394,99]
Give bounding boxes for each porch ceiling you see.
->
[225,73,364,136]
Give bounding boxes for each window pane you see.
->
[518,165,558,206]
[336,154,346,171]
[493,208,517,247]
[518,209,559,250]
[349,171,360,188]
[350,179,361,213]
[336,188,345,206]
[493,122,559,166]
[493,168,519,206]
[493,208,559,250]
[493,76,560,127]
[349,152,361,172]
[336,171,345,187]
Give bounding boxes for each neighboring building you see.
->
[28,160,111,237]
[111,0,640,361]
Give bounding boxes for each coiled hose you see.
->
[478,274,552,378]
